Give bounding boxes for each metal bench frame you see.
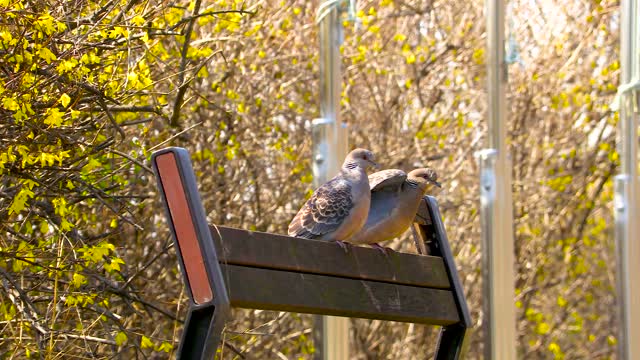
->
[152,147,471,360]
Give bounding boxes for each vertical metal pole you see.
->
[477,0,517,358]
[615,0,640,358]
[312,2,349,359]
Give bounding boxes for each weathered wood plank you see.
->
[210,225,450,289]
[221,264,460,326]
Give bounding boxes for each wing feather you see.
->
[368,169,407,192]
[288,178,353,239]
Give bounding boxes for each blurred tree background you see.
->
[0,0,621,358]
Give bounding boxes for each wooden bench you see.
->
[151,147,472,360]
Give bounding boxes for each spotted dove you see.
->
[288,148,378,244]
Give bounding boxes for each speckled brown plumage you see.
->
[288,148,377,242]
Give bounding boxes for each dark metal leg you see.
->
[177,304,226,360]
[434,324,471,360]
[417,196,473,360]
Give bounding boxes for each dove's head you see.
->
[345,148,378,170]
[408,168,442,190]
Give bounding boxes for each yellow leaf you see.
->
[60,218,74,231]
[82,157,102,172]
[131,15,145,26]
[557,296,567,307]
[157,342,173,353]
[141,336,154,349]
[548,342,563,356]
[8,188,33,215]
[56,59,77,74]
[105,257,125,272]
[58,150,70,165]
[127,72,138,83]
[44,108,64,127]
[65,295,77,306]
[393,33,406,42]
[60,93,70,107]
[115,331,128,346]
[109,26,129,39]
[52,197,69,216]
[40,221,49,234]
[35,14,57,35]
[405,53,416,64]
[72,273,86,288]
[22,179,38,190]
[37,47,57,64]
[536,322,550,335]
[3,97,19,111]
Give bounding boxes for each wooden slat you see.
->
[210,226,450,289]
[221,264,460,325]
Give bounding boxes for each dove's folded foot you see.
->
[335,240,350,253]
[370,243,390,256]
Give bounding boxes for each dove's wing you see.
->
[368,169,407,192]
[288,177,354,239]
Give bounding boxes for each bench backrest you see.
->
[152,147,471,360]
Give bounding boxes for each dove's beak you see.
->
[369,160,380,169]
[429,179,442,188]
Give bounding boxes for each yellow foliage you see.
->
[141,336,154,349]
[72,273,87,288]
[393,33,406,42]
[405,53,416,64]
[115,331,128,346]
[44,108,64,127]
[131,15,146,26]
[156,342,173,352]
[59,93,71,108]
[37,47,57,63]
[536,322,550,335]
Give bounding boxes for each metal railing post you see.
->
[477,0,517,358]
[313,1,349,359]
[614,0,640,358]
